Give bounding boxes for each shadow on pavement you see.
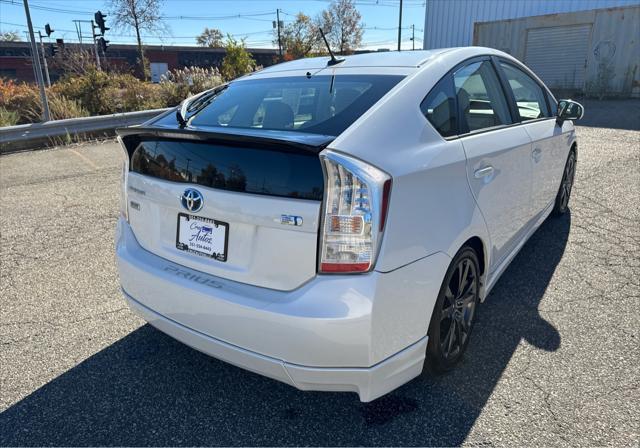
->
[0,213,571,446]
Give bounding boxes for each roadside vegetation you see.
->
[0,38,246,127]
[0,0,365,127]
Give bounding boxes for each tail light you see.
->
[319,151,392,274]
[117,136,129,222]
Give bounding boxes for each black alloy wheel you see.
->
[426,247,480,372]
[554,150,576,215]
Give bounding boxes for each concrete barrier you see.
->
[0,108,170,153]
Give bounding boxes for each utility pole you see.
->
[411,24,415,51]
[276,9,283,60]
[23,0,50,121]
[37,31,51,87]
[397,0,403,52]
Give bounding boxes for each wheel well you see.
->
[463,237,485,276]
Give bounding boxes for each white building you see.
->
[423,0,640,97]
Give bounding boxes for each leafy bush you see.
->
[1,62,231,126]
[53,68,124,115]
[221,36,257,81]
[102,77,165,113]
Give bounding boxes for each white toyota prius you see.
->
[116,47,583,401]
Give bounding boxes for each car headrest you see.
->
[262,101,294,130]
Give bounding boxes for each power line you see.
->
[0,1,279,20]
[1,22,273,40]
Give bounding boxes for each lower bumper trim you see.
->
[124,290,427,402]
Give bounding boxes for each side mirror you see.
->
[556,99,584,124]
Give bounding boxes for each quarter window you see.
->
[499,62,550,121]
[421,75,457,137]
[453,61,512,133]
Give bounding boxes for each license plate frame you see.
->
[176,213,229,262]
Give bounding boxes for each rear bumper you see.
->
[125,290,427,402]
[116,218,449,401]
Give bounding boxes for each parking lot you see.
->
[1,116,638,445]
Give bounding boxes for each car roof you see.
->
[255,48,456,75]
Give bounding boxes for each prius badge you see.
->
[181,188,203,213]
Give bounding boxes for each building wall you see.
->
[474,6,640,97]
[0,42,277,83]
[423,0,640,49]
[0,56,34,81]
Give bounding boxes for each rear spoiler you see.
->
[116,123,335,156]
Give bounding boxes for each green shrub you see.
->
[159,66,224,106]
[157,80,190,107]
[0,78,41,124]
[48,93,90,120]
[221,36,256,81]
[0,107,19,127]
[53,69,166,115]
[52,69,114,115]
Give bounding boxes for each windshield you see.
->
[188,74,404,136]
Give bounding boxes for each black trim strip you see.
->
[116,125,335,155]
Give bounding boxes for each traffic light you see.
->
[97,37,109,53]
[44,23,54,37]
[46,44,57,58]
[46,39,63,58]
[94,11,109,35]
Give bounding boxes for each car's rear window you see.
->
[130,139,324,200]
[189,74,404,136]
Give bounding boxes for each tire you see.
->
[426,246,480,373]
[553,149,577,215]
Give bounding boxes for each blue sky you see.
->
[0,0,427,50]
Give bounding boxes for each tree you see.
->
[221,35,256,81]
[319,0,363,54]
[0,31,21,42]
[109,0,167,79]
[196,27,224,48]
[274,13,319,60]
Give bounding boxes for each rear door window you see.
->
[499,62,550,121]
[453,60,512,133]
[190,75,404,136]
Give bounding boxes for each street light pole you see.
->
[91,20,102,70]
[23,0,50,121]
[397,0,403,51]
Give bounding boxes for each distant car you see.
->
[116,47,583,402]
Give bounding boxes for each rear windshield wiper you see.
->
[177,84,228,128]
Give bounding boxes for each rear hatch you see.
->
[117,71,406,290]
[119,128,328,291]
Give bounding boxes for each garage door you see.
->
[524,24,592,90]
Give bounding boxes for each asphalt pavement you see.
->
[0,123,638,446]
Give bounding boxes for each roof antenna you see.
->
[319,28,344,66]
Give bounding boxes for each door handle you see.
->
[532,147,542,162]
[474,166,494,179]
